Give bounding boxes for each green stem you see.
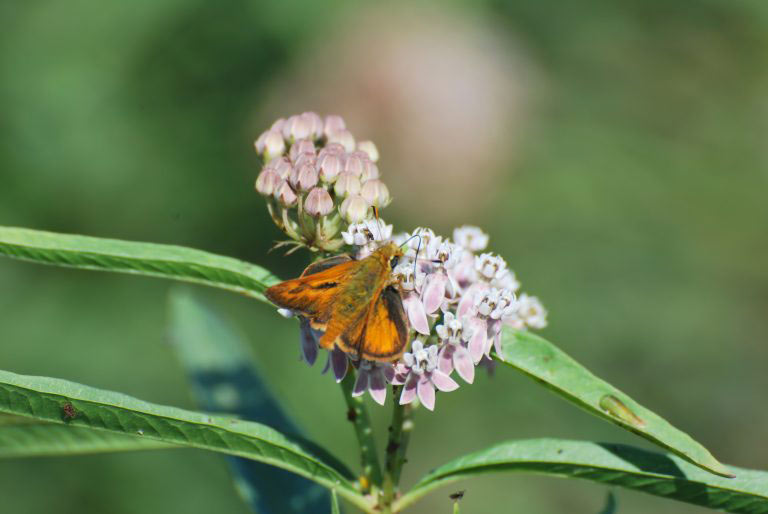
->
[340,369,383,494]
[381,386,414,511]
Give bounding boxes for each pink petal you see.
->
[399,374,418,404]
[453,346,475,384]
[331,347,348,382]
[467,318,487,363]
[438,345,455,375]
[421,273,447,314]
[430,369,459,392]
[352,369,368,397]
[321,354,331,374]
[416,377,436,410]
[493,331,503,357]
[486,319,502,357]
[457,283,487,318]
[299,318,318,366]
[404,294,430,335]
[383,365,395,383]
[368,371,387,405]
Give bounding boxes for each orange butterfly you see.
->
[265,242,409,362]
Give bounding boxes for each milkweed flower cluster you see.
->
[254,112,390,252]
[255,115,547,411]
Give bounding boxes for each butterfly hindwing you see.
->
[332,285,408,361]
[359,286,409,360]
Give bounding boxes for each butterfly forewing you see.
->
[264,257,358,329]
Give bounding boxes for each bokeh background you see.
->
[1,1,767,513]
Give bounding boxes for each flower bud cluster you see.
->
[254,112,391,252]
[297,223,548,411]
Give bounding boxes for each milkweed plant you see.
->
[0,112,765,514]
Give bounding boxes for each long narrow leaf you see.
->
[397,439,768,513]
[494,329,732,477]
[0,226,278,302]
[0,369,369,511]
[168,288,332,513]
[0,421,171,458]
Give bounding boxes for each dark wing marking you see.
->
[301,254,354,277]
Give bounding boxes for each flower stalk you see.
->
[381,386,414,511]
[340,369,382,495]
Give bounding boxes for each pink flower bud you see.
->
[327,129,355,152]
[270,117,286,132]
[282,114,312,142]
[360,179,391,207]
[333,171,361,198]
[320,143,346,156]
[301,111,324,140]
[356,140,379,162]
[304,187,334,217]
[340,195,371,224]
[344,153,366,177]
[255,169,282,196]
[254,130,269,154]
[256,130,285,162]
[291,162,318,192]
[323,115,346,138]
[289,139,316,162]
[265,156,292,179]
[274,180,298,207]
[292,152,316,169]
[360,161,380,182]
[317,153,342,183]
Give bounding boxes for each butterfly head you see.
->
[373,241,404,272]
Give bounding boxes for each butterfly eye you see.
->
[389,256,399,269]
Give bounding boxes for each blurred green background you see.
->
[1,1,767,513]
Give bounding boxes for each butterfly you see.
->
[265,242,410,362]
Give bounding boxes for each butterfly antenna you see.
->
[372,206,382,241]
[412,233,422,278]
[398,230,423,278]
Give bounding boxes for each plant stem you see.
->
[340,369,382,494]
[381,386,414,511]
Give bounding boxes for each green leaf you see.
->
[397,439,768,514]
[168,288,334,513]
[0,369,370,511]
[494,329,732,477]
[0,420,171,458]
[0,226,279,302]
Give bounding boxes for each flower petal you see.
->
[457,283,488,318]
[331,347,348,382]
[438,344,455,375]
[352,369,368,397]
[493,331,503,357]
[416,377,436,410]
[421,272,447,314]
[369,370,387,406]
[399,374,418,405]
[299,318,318,366]
[430,369,459,392]
[466,318,487,363]
[453,346,475,384]
[404,294,430,335]
[383,364,395,383]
